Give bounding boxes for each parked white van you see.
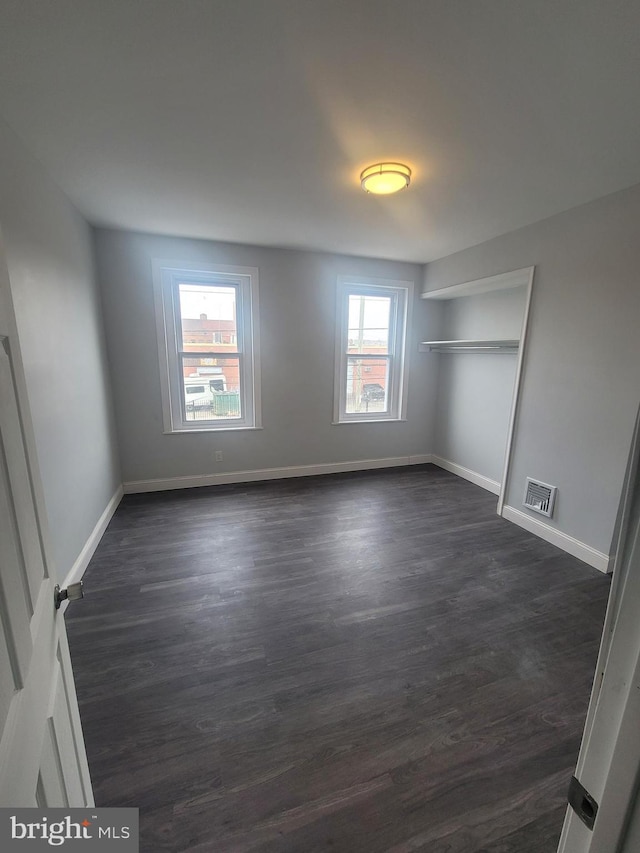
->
[183,375,226,409]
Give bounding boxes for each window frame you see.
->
[333,275,412,424]
[153,260,261,433]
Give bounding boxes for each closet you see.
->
[421,268,534,511]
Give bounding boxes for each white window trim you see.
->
[152,259,261,433]
[333,275,413,424]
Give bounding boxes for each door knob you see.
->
[54,581,84,610]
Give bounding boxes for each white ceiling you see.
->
[0,0,639,263]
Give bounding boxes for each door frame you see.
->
[557,402,640,852]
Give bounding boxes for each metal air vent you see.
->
[524,478,557,517]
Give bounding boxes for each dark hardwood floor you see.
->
[66,465,610,853]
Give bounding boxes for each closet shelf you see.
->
[419,339,519,353]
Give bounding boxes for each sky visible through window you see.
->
[178,283,235,320]
[348,294,390,350]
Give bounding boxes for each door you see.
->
[0,334,93,806]
[557,402,640,852]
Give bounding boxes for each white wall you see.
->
[93,229,438,486]
[433,287,528,484]
[0,119,121,583]
[424,183,640,558]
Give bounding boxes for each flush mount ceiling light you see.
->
[360,162,411,195]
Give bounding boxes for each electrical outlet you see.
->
[215,451,223,462]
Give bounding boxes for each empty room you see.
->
[1,2,640,852]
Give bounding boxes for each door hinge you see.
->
[54,581,84,610]
[568,775,598,831]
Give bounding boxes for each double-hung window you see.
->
[334,276,412,423]
[153,261,260,432]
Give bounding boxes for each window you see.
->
[334,276,412,423]
[153,261,260,432]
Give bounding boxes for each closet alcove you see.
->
[421,267,535,513]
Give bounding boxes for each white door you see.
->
[557,403,640,852]
[0,334,93,806]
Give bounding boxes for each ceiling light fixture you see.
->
[360,162,411,195]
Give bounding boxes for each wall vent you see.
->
[524,478,557,518]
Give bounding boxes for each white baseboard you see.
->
[123,455,434,494]
[501,505,612,574]
[431,455,501,495]
[62,485,123,588]
[71,466,612,578]
[430,459,611,573]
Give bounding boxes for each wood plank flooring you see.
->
[65,465,610,853]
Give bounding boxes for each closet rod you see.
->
[419,339,519,353]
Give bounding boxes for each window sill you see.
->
[164,426,263,434]
[332,418,407,425]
